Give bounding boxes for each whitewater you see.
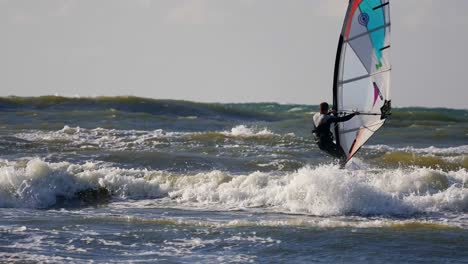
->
[0,97,467,263]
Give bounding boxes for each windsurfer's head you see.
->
[320,102,329,114]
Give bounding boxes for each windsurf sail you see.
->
[333,0,392,163]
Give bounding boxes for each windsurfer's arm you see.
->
[327,112,359,124]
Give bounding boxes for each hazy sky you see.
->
[1,0,467,108]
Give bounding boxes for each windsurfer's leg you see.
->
[330,147,346,160]
[319,140,345,159]
[333,144,346,160]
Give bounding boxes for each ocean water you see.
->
[0,96,467,263]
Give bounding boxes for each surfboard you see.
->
[333,0,392,163]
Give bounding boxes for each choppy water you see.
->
[1,96,467,263]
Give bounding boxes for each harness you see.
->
[312,122,334,144]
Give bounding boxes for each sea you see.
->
[0,96,467,263]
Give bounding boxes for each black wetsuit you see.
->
[312,113,356,159]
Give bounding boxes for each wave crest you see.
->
[14,125,292,152]
[1,159,466,215]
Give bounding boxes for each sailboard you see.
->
[333,0,392,163]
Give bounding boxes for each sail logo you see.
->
[358,13,369,26]
[376,61,383,70]
[373,82,384,108]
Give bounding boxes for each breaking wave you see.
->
[13,125,290,151]
[221,125,276,137]
[0,158,466,216]
[14,126,185,150]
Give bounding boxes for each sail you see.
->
[333,0,391,162]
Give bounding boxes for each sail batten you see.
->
[340,68,391,84]
[344,23,391,43]
[333,0,392,162]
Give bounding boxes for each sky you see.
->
[1,0,467,109]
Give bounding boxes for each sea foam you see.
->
[221,125,276,137]
[365,144,468,155]
[14,125,285,152]
[0,158,466,215]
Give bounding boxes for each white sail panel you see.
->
[342,45,368,81]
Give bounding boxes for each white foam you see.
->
[164,165,467,216]
[0,225,27,233]
[287,107,304,112]
[14,125,286,152]
[365,144,468,155]
[97,239,123,246]
[164,237,221,248]
[0,253,70,263]
[221,125,275,137]
[14,126,185,151]
[0,158,467,217]
[0,158,167,208]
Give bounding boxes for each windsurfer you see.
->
[312,102,360,159]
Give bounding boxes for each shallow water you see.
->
[0,97,467,263]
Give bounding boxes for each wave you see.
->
[378,152,467,170]
[1,158,466,216]
[364,145,468,170]
[2,96,466,123]
[14,125,183,151]
[0,96,283,122]
[365,145,468,155]
[83,212,463,230]
[13,125,294,151]
[221,125,276,137]
[0,158,165,208]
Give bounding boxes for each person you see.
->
[312,102,359,160]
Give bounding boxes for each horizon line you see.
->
[1,94,467,110]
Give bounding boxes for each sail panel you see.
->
[341,76,374,112]
[343,45,369,81]
[348,36,375,73]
